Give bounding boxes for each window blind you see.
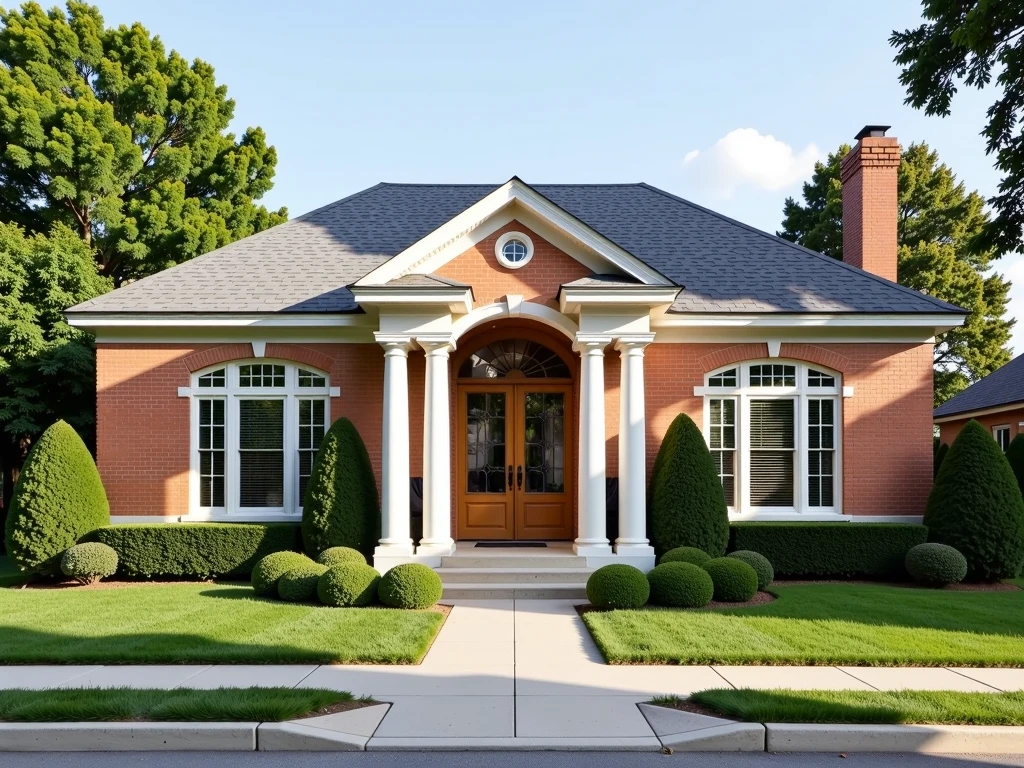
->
[749,399,794,506]
[239,399,284,507]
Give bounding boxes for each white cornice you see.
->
[348,286,473,314]
[355,179,673,287]
[653,313,964,331]
[559,286,681,315]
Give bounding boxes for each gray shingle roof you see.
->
[933,354,1024,418]
[68,182,965,316]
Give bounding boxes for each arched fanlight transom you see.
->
[459,338,571,379]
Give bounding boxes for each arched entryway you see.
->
[453,324,576,540]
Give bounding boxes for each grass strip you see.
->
[0,557,27,588]
[0,687,365,722]
[681,689,1024,725]
[0,583,445,664]
[583,581,1024,666]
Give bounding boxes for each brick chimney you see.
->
[840,125,900,281]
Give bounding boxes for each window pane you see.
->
[808,369,836,387]
[198,397,225,507]
[239,399,284,507]
[709,398,736,506]
[239,364,285,388]
[298,369,327,388]
[298,398,327,506]
[524,392,565,493]
[808,397,836,508]
[198,369,225,388]
[466,392,506,493]
[749,364,795,388]
[708,368,737,387]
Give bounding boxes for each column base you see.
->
[613,541,655,558]
[374,541,414,558]
[573,540,612,557]
[416,540,455,557]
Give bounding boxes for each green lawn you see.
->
[0,583,445,664]
[0,687,363,722]
[0,556,27,588]
[583,581,1024,666]
[683,689,1024,725]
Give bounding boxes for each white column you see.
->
[615,335,656,556]
[417,338,455,556]
[574,335,612,555]
[375,335,414,556]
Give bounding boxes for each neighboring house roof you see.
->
[67,181,966,316]
[934,354,1024,419]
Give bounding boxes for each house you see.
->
[934,354,1024,452]
[66,125,965,574]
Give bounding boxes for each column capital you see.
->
[374,333,414,354]
[415,334,456,356]
[614,334,656,353]
[573,333,612,354]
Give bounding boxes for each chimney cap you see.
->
[855,125,891,140]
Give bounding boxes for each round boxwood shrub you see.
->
[703,557,758,603]
[649,414,729,559]
[302,418,381,562]
[585,564,649,609]
[647,562,714,608]
[925,420,1024,581]
[661,546,711,567]
[316,547,366,567]
[317,563,381,607]
[727,550,774,590]
[379,563,443,609]
[5,421,110,575]
[60,543,118,585]
[251,551,311,596]
[905,543,968,587]
[277,562,329,602]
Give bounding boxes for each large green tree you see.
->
[779,142,1013,405]
[0,1,287,284]
[892,1,1024,257]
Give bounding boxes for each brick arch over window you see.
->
[182,343,337,373]
[696,343,851,374]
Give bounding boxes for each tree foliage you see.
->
[891,1,1024,256]
[0,1,287,284]
[779,142,1013,404]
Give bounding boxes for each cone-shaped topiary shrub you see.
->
[727,550,774,590]
[661,546,712,567]
[924,420,1024,581]
[318,563,381,607]
[647,561,714,608]
[278,562,329,602]
[586,564,650,609]
[1008,434,1024,498]
[5,420,110,575]
[302,417,380,561]
[60,542,118,585]
[252,551,312,596]
[934,442,949,479]
[703,557,758,602]
[649,414,729,558]
[379,563,443,609]
[316,546,366,567]
[905,543,968,587]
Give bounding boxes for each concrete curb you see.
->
[637,703,765,752]
[765,723,1024,754]
[0,722,258,752]
[258,704,391,751]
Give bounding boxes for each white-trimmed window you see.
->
[994,425,1011,452]
[188,361,331,518]
[703,361,842,518]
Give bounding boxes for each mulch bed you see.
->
[292,699,379,720]
[648,698,733,719]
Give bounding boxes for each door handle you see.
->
[507,465,513,490]
[517,465,523,490]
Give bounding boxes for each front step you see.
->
[439,567,593,584]
[440,555,585,569]
[441,582,588,600]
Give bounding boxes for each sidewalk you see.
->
[1,599,1022,750]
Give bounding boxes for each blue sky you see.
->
[98,0,1023,351]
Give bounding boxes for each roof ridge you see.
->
[374,182,647,188]
[636,183,967,315]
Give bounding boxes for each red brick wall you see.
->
[938,409,1024,447]
[96,343,385,518]
[645,341,934,517]
[840,135,900,281]
[436,220,592,308]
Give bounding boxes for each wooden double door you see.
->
[456,382,574,540]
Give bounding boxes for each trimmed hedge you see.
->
[1008,433,1024,498]
[661,546,712,567]
[318,563,381,607]
[278,562,329,602]
[302,417,381,561]
[703,557,758,602]
[5,420,109,575]
[252,551,312,596]
[934,442,949,479]
[60,542,118,585]
[649,414,729,558]
[727,550,774,590]
[647,562,714,608]
[586,564,650,609]
[378,563,443,609]
[316,547,366,567]
[728,523,928,579]
[905,543,968,587]
[925,419,1024,581]
[95,523,301,579]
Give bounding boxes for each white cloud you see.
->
[681,128,821,198]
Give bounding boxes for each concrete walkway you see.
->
[2,599,1022,749]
